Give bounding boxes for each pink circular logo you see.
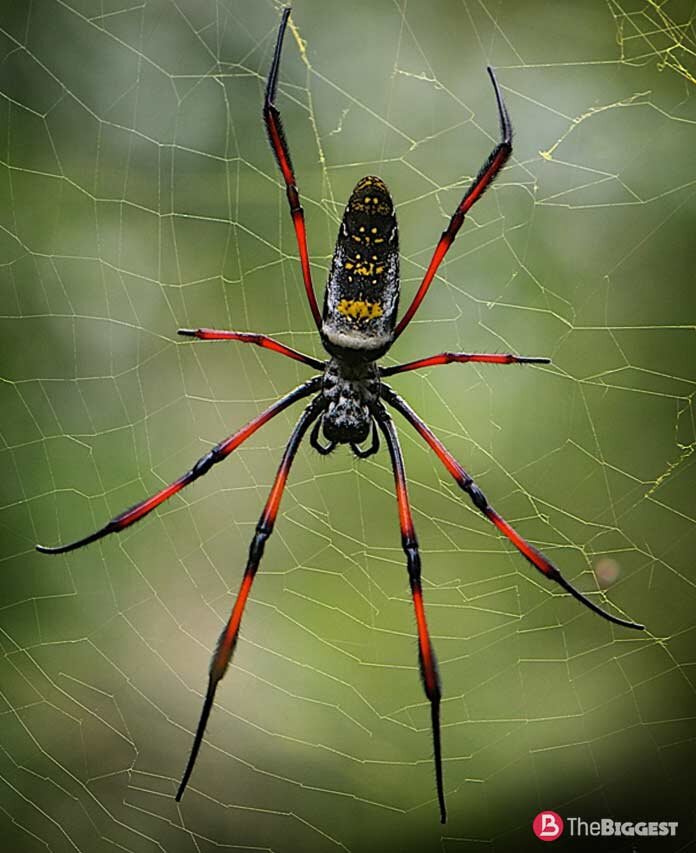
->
[533,811,564,841]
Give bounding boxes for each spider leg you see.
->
[36,377,321,555]
[374,403,447,824]
[393,67,513,340]
[263,8,322,330]
[309,414,337,455]
[382,352,550,377]
[350,420,380,459]
[178,329,324,371]
[176,395,324,801]
[381,385,644,631]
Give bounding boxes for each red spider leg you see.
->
[36,378,321,555]
[178,328,324,371]
[374,404,447,824]
[263,8,322,330]
[393,68,513,340]
[382,351,549,377]
[176,396,324,801]
[381,385,644,631]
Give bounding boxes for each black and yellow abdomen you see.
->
[321,176,399,361]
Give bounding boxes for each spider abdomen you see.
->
[321,176,399,362]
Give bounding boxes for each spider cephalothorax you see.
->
[315,357,381,451]
[37,7,644,825]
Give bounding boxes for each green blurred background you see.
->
[1,1,695,851]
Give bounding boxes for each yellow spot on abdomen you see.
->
[337,299,383,321]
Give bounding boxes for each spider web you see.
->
[1,1,695,850]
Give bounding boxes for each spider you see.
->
[37,8,644,824]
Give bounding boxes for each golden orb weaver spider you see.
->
[37,7,645,824]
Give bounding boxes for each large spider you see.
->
[38,8,644,824]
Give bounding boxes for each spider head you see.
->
[322,402,371,445]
